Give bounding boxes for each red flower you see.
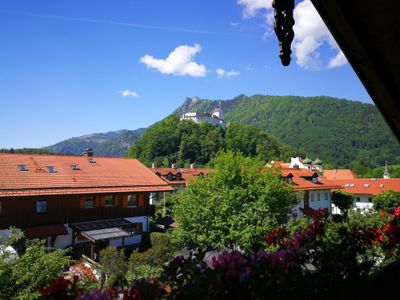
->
[394,207,400,217]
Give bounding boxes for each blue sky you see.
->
[0,0,372,148]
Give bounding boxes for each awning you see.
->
[81,227,130,242]
[70,218,133,232]
[24,224,67,239]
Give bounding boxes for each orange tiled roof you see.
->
[332,178,400,196]
[0,153,172,197]
[280,167,341,191]
[323,169,357,180]
[150,168,209,186]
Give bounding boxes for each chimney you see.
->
[151,162,156,168]
[171,163,177,169]
[83,148,93,157]
[190,163,195,169]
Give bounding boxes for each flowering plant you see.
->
[40,208,400,299]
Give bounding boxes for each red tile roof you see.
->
[150,168,209,186]
[0,153,172,197]
[332,178,400,196]
[279,167,341,191]
[323,169,357,180]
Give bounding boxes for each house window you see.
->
[128,194,138,207]
[84,197,94,208]
[317,193,321,201]
[356,197,361,202]
[312,177,318,184]
[311,193,314,202]
[324,192,329,201]
[287,177,293,184]
[0,201,2,216]
[71,165,80,170]
[105,195,114,206]
[36,200,47,213]
[46,166,57,173]
[368,197,372,202]
[18,164,28,171]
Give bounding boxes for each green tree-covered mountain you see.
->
[175,95,400,168]
[127,114,302,167]
[44,129,145,157]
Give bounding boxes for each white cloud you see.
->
[230,22,240,27]
[293,0,347,69]
[237,0,272,18]
[140,44,206,77]
[216,68,240,78]
[120,89,139,97]
[327,50,347,68]
[237,0,347,70]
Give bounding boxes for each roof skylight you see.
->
[71,165,80,170]
[18,164,28,171]
[363,183,370,188]
[46,166,57,173]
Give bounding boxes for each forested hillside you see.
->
[176,95,400,168]
[44,129,145,157]
[126,115,302,167]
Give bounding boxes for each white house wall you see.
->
[309,190,332,214]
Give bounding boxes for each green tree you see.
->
[172,151,298,253]
[127,233,178,281]
[99,246,127,285]
[373,190,400,213]
[332,190,354,216]
[0,235,71,300]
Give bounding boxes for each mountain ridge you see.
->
[175,95,399,168]
[44,128,145,157]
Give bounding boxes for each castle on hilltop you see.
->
[180,101,226,129]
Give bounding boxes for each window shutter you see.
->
[79,198,85,208]
[122,195,128,208]
[100,195,106,207]
[138,194,145,208]
[95,196,101,208]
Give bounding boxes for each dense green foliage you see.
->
[99,246,128,284]
[0,148,53,155]
[127,233,179,281]
[0,234,72,300]
[172,151,298,253]
[332,191,354,215]
[357,164,400,178]
[44,128,145,157]
[373,190,400,213]
[176,95,400,168]
[127,114,302,166]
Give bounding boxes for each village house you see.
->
[0,151,172,252]
[149,164,209,205]
[323,169,358,180]
[324,165,400,211]
[272,163,341,218]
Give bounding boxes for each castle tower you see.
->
[212,101,224,120]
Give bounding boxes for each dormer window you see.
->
[46,166,57,173]
[87,158,96,164]
[287,176,293,184]
[311,174,318,183]
[18,164,28,171]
